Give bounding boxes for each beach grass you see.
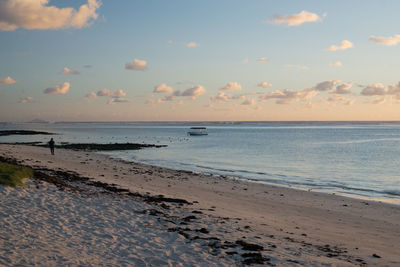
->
[0,162,34,187]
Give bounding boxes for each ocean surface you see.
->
[1,121,399,204]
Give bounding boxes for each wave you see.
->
[384,190,400,197]
[109,153,400,202]
[314,138,400,145]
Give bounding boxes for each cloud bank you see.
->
[0,0,101,31]
[360,83,386,96]
[259,88,317,105]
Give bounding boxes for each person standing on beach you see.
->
[48,138,55,155]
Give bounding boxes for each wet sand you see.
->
[1,144,399,266]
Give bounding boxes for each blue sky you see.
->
[1,0,400,121]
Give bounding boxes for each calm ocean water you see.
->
[1,121,399,204]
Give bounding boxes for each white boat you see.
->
[187,127,208,136]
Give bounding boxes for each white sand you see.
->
[1,180,234,266]
[1,144,400,266]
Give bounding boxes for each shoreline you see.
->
[1,144,400,266]
[102,152,400,206]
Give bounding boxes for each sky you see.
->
[1,0,400,122]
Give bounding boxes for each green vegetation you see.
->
[0,162,34,187]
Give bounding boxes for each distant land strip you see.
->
[0,130,54,136]
[0,142,167,151]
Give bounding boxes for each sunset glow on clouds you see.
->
[125,59,147,71]
[0,0,101,31]
[369,34,400,46]
[0,76,16,84]
[268,10,322,26]
[1,1,400,121]
[43,82,70,95]
[327,40,354,51]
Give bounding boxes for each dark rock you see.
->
[236,240,264,251]
[183,215,197,222]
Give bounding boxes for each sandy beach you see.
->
[1,144,400,266]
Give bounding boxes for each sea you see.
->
[1,121,399,204]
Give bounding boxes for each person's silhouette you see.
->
[48,138,55,155]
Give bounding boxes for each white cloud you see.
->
[186,42,199,48]
[44,82,70,95]
[241,99,256,105]
[268,10,322,26]
[314,80,340,91]
[0,76,16,84]
[154,83,174,93]
[85,92,97,99]
[62,67,80,75]
[112,89,126,97]
[107,97,131,104]
[361,83,387,96]
[326,95,355,105]
[96,89,111,96]
[95,89,126,97]
[220,82,242,91]
[360,82,400,101]
[242,58,249,64]
[329,61,342,67]
[259,88,317,104]
[125,59,147,71]
[209,92,248,103]
[18,97,34,103]
[256,57,268,63]
[0,0,101,32]
[258,82,272,88]
[285,64,309,70]
[370,34,400,46]
[210,92,230,103]
[329,83,352,94]
[171,85,206,99]
[327,40,354,51]
[180,85,206,98]
[372,97,386,104]
[388,82,400,95]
